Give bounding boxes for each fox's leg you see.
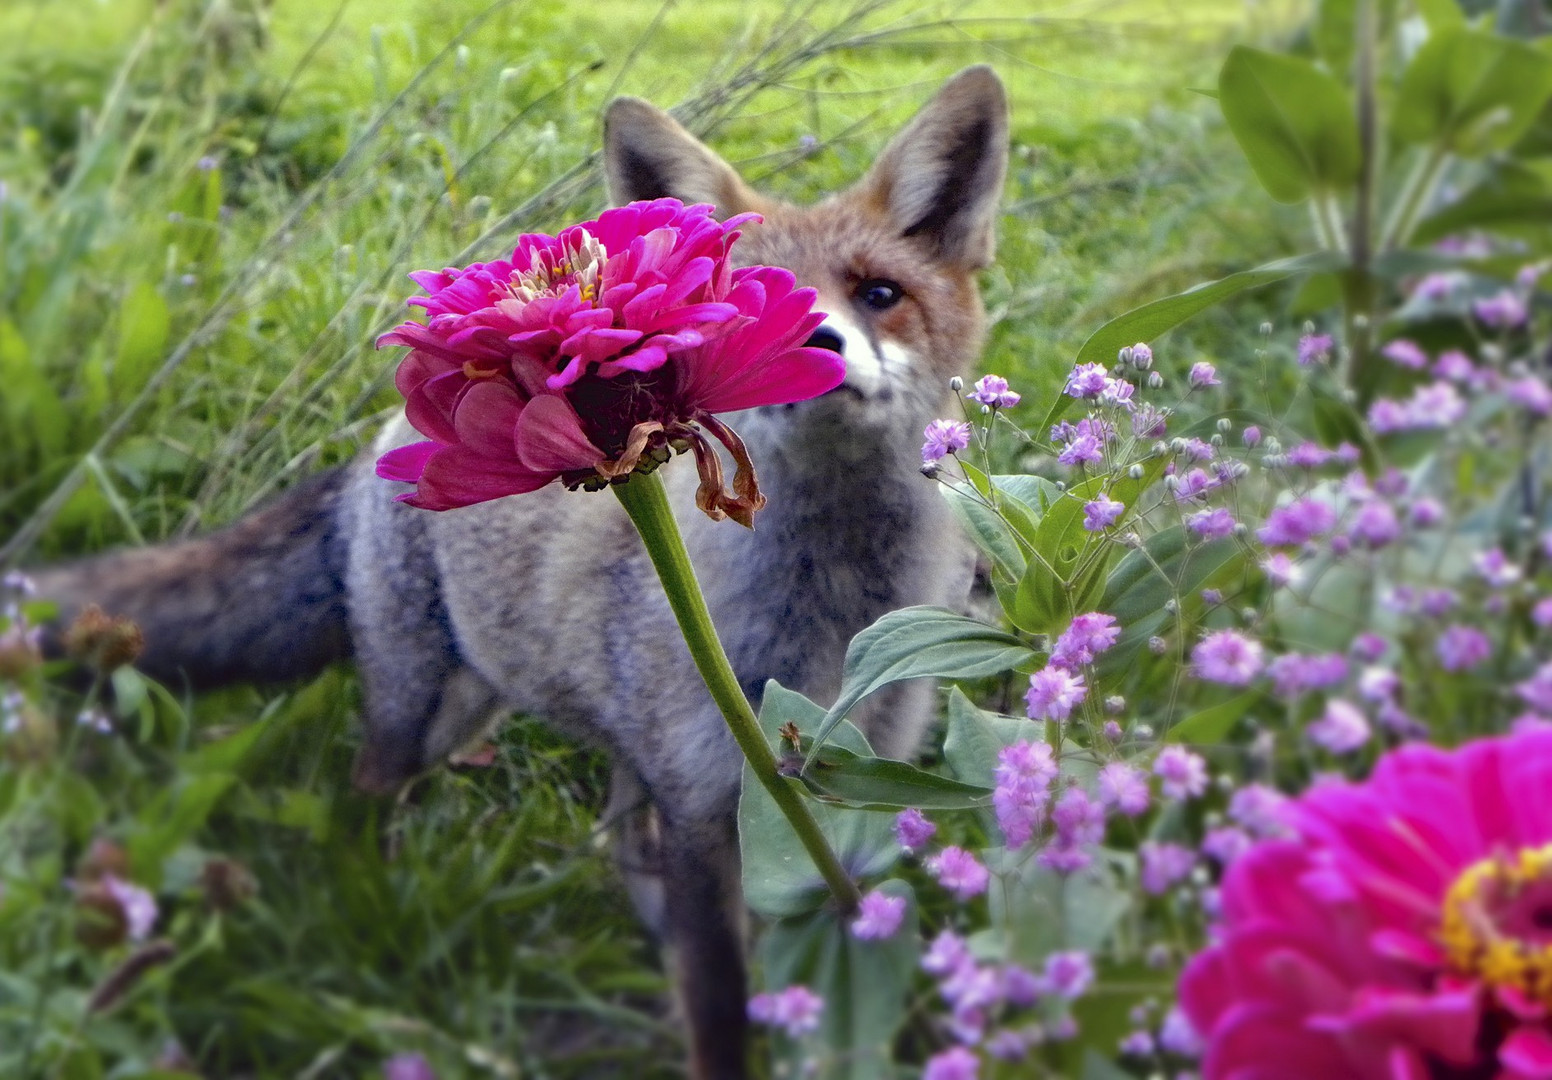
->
[657,803,748,1080]
[614,720,749,1079]
[344,486,503,792]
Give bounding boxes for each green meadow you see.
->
[0,0,1296,1075]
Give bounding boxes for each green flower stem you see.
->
[613,469,863,913]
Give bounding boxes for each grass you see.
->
[0,0,1302,1075]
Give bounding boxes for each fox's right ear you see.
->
[861,66,1009,268]
[602,99,762,215]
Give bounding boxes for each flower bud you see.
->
[949,376,963,392]
[1148,636,1167,655]
[1216,418,1231,433]
[1147,371,1164,389]
[920,461,940,479]
[1261,321,1274,337]
[1105,695,1126,714]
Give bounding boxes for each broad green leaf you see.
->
[988,851,1132,966]
[941,481,1026,581]
[741,683,900,917]
[798,741,990,810]
[1166,691,1261,744]
[1100,527,1244,627]
[1218,46,1362,202]
[943,688,1034,788]
[0,317,68,461]
[1073,251,1346,366]
[1412,163,1552,244]
[1414,0,1465,32]
[128,774,237,885]
[804,608,1035,768]
[760,880,919,1080]
[1394,28,1552,156]
[1009,458,1166,636]
[114,280,169,397]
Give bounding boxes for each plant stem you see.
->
[613,470,862,913]
[1380,144,1448,252]
[1342,0,1379,387]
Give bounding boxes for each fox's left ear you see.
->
[602,98,763,216]
[861,66,1009,268]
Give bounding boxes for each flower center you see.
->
[1440,844,1552,1005]
[508,229,607,304]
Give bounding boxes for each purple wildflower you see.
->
[928,846,990,900]
[1506,375,1552,416]
[1261,552,1300,587]
[1025,667,1087,722]
[383,1053,438,1080]
[1083,494,1124,532]
[1307,699,1371,754]
[1154,746,1208,801]
[1436,625,1491,672]
[1065,362,1109,398]
[1139,841,1197,895]
[1258,497,1336,547]
[1409,497,1444,528]
[1473,289,1527,329]
[1519,662,1552,714]
[968,374,1020,409]
[1351,632,1388,663]
[748,985,824,1037]
[1475,548,1523,588]
[1298,333,1332,365]
[1189,362,1220,388]
[922,930,973,977]
[1533,597,1552,629]
[1096,762,1150,817]
[1057,432,1105,467]
[1159,1007,1204,1057]
[894,808,936,852]
[102,875,158,942]
[1243,425,1262,447]
[922,419,972,464]
[1267,652,1349,698]
[1186,507,1236,540]
[993,740,1057,847]
[1191,630,1264,685]
[1202,826,1252,865]
[1348,501,1401,549]
[850,889,907,940]
[1380,339,1429,370]
[1434,350,1476,383]
[1050,612,1120,670]
[923,1047,980,1080]
[1041,950,1095,999]
[1041,788,1106,872]
[1287,441,1330,469]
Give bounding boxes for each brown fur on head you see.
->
[602,67,1009,393]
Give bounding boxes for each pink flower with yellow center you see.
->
[1180,730,1552,1078]
[376,199,844,524]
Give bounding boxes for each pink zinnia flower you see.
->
[376,199,843,524]
[1180,730,1552,1079]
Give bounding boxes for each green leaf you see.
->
[1414,0,1466,32]
[941,482,1026,581]
[1100,527,1244,627]
[759,880,919,1080]
[1412,165,1552,244]
[804,608,1035,768]
[943,688,1034,788]
[989,851,1132,966]
[1166,691,1261,744]
[1073,251,1346,366]
[741,683,900,918]
[798,740,990,810]
[114,280,169,397]
[128,774,237,885]
[1394,28,1552,156]
[1009,458,1166,635]
[1218,46,1362,202]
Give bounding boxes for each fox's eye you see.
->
[856,278,904,311]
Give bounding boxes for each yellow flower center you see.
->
[508,229,607,304]
[1440,844,1552,1005]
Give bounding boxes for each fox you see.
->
[30,66,1009,1078]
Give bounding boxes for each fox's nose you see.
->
[805,326,846,354]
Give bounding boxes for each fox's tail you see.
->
[31,467,353,688]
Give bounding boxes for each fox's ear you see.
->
[602,98,762,215]
[861,66,1009,268]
